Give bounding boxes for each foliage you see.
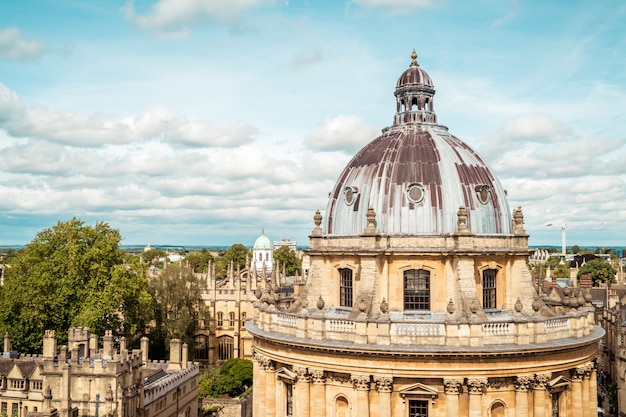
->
[199,359,253,398]
[148,262,208,359]
[0,218,152,353]
[186,249,214,273]
[273,246,302,276]
[141,248,167,264]
[577,259,617,286]
[217,244,250,278]
[552,262,570,279]
[571,245,580,254]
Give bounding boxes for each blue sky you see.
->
[0,0,625,248]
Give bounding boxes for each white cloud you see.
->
[304,114,379,153]
[124,0,275,37]
[0,27,46,60]
[0,84,256,148]
[351,0,433,14]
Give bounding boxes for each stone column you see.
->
[374,376,393,417]
[533,372,551,417]
[571,368,584,417]
[295,367,311,417]
[253,353,267,417]
[264,358,276,417]
[514,375,532,417]
[310,369,326,415]
[467,377,487,417]
[352,374,371,417]
[589,366,598,416]
[443,378,463,417]
[580,363,593,417]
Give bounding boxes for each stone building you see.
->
[0,328,198,417]
[247,51,604,417]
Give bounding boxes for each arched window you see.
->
[483,269,497,309]
[339,268,353,307]
[404,269,430,310]
[335,396,349,417]
[229,312,236,328]
[194,335,209,360]
[217,335,234,360]
[411,97,419,111]
[217,311,224,327]
[241,312,247,325]
[490,401,505,417]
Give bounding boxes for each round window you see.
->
[476,185,490,205]
[344,187,356,205]
[407,183,425,203]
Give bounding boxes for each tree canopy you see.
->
[186,249,214,273]
[273,246,302,276]
[0,218,152,353]
[148,262,208,359]
[577,259,617,286]
[199,358,253,398]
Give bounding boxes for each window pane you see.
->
[404,269,430,310]
[409,400,428,417]
[483,269,496,309]
[339,269,353,307]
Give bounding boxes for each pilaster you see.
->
[443,377,463,417]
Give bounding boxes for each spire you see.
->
[411,48,418,65]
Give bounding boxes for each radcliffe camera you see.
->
[0,2,623,417]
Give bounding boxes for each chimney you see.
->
[140,337,149,364]
[102,330,114,359]
[3,332,10,353]
[89,334,98,358]
[167,339,181,370]
[43,330,57,360]
[181,343,188,369]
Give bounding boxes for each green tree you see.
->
[149,262,208,358]
[0,218,152,353]
[273,246,302,276]
[571,244,580,254]
[141,248,167,266]
[577,259,617,286]
[198,358,253,398]
[186,249,214,273]
[219,244,250,277]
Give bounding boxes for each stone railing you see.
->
[253,307,598,348]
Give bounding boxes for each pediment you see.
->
[276,367,297,383]
[398,382,439,402]
[548,375,571,392]
[7,364,24,379]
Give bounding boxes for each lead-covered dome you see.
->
[324,52,511,236]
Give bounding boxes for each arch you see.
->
[217,335,234,360]
[334,395,350,417]
[411,97,419,111]
[487,399,506,417]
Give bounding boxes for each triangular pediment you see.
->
[276,367,297,383]
[398,382,439,400]
[548,375,571,392]
[29,364,43,380]
[7,363,24,379]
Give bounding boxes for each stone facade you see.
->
[0,328,198,417]
[247,52,603,417]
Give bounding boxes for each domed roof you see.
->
[323,52,511,237]
[253,230,272,249]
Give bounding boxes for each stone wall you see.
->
[200,392,252,417]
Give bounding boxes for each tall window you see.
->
[339,269,353,307]
[229,312,236,328]
[194,335,209,360]
[285,383,293,417]
[551,392,560,417]
[218,336,234,360]
[217,312,224,327]
[404,269,430,310]
[483,269,497,309]
[408,400,428,417]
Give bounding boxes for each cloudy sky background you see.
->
[0,0,625,248]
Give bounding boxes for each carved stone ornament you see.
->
[512,206,526,235]
[310,369,326,385]
[467,377,488,394]
[446,299,455,315]
[514,375,532,392]
[533,372,552,390]
[456,206,469,233]
[311,210,323,236]
[374,375,393,393]
[295,366,311,383]
[351,374,371,391]
[379,298,389,314]
[443,377,463,394]
[317,295,325,310]
[514,298,523,313]
[301,295,309,309]
[358,297,367,313]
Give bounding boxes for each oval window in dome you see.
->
[406,183,425,203]
[344,186,357,206]
[475,185,490,205]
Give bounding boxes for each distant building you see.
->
[273,238,297,252]
[0,328,198,417]
[252,230,274,274]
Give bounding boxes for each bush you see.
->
[199,359,253,398]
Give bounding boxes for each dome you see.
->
[324,52,511,236]
[253,230,272,249]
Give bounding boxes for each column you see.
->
[580,363,592,417]
[310,369,326,416]
[443,378,463,417]
[352,374,371,417]
[374,376,393,417]
[571,368,583,417]
[467,378,487,417]
[533,373,551,417]
[589,366,598,416]
[295,366,311,417]
[253,353,266,417]
[514,375,532,417]
[264,358,276,417]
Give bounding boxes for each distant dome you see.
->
[253,231,272,249]
[324,51,511,236]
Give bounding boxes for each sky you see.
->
[0,0,625,249]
